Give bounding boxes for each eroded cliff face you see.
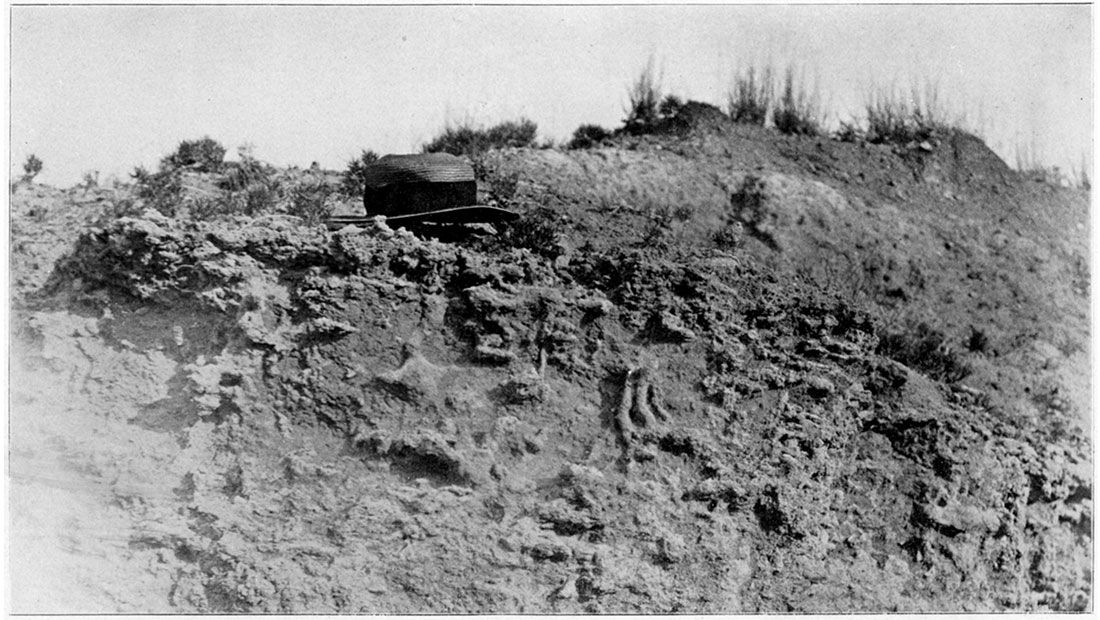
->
[8,126,1090,613]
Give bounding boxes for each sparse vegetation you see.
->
[468,151,523,204]
[730,174,767,218]
[162,136,227,173]
[126,140,343,223]
[794,252,882,309]
[641,205,674,246]
[658,94,685,122]
[423,119,538,157]
[864,82,945,145]
[129,138,235,216]
[341,149,380,197]
[81,170,99,192]
[772,66,822,136]
[219,146,275,193]
[488,169,520,203]
[877,321,971,383]
[568,124,612,149]
[728,65,773,126]
[485,119,538,149]
[22,154,43,183]
[285,173,336,225]
[473,155,522,204]
[622,57,663,135]
[967,326,990,353]
[620,62,715,137]
[834,120,864,143]
[672,204,693,222]
[221,152,282,216]
[497,207,561,258]
[1013,142,1090,188]
[131,165,185,216]
[712,221,744,251]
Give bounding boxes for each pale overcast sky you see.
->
[9,4,1092,186]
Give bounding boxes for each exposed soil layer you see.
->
[8,123,1091,612]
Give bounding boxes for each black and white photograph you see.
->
[7,3,1093,613]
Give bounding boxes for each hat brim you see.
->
[327,205,519,230]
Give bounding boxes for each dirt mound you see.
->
[10,183,114,301]
[493,130,1089,425]
[921,130,1014,185]
[8,125,1090,613]
[666,100,730,134]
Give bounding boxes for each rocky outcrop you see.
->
[9,209,1089,613]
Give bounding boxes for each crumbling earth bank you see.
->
[9,208,1089,613]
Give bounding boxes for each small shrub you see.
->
[793,251,883,309]
[773,66,821,136]
[712,221,744,251]
[834,121,864,143]
[215,148,282,216]
[423,124,483,157]
[967,327,990,353]
[341,149,380,197]
[22,154,43,183]
[286,175,335,225]
[162,136,226,172]
[864,82,944,145]
[470,154,523,204]
[642,205,674,246]
[95,195,145,224]
[187,196,232,221]
[240,183,281,215]
[865,93,910,144]
[219,147,275,193]
[498,208,561,258]
[484,119,538,149]
[488,169,520,203]
[658,94,685,120]
[129,142,284,220]
[568,124,612,149]
[423,119,537,157]
[130,165,152,185]
[654,95,700,132]
[217,176,280,217]
[728,65,773,126]
[731,174,767,215]
[623,57,663,135]
[673,205,693,222]
[81,170,99,192]
[131,165,184,216]
[1014,143,1078,187]
[28,204,49,223]
[877,321,971,383]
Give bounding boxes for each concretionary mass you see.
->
[616,363,671,444]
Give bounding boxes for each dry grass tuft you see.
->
[623,57,664,136]
[728,65,773,126]
[773,66,822,137]
[864,81,945,145]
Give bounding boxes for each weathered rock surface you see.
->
[8,125,1090,613]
